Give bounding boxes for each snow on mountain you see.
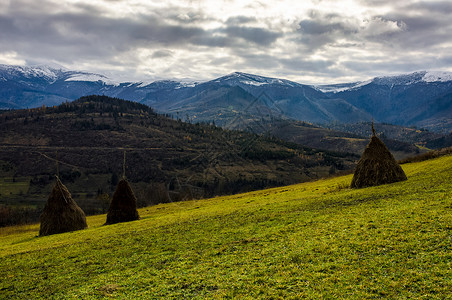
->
[213,72,300,88]
[365,70,452,86]
[321,71,452,93]
[0,64,123,86]
[0,64,61,82]
[422,71,452,82]
[315,82,366,93]
[64,73,120,86]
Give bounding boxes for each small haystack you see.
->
[105,179,139,224]
[39,177,87,236]
[351,124,407,188]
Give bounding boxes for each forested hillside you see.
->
[0,95,357,225]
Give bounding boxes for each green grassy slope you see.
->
[1,155,451,299]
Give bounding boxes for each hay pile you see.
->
[105,179,140,224]
[39,177,87,236]
[351,131,407,188]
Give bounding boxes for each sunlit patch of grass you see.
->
[0,155,451,299]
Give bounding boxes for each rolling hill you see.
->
[1,153,450,298]
[0,95,357,223]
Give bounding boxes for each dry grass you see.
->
[39,177,87,236]
[351,136,406,188]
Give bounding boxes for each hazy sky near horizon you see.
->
[1,0,451,84]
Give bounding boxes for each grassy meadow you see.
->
[0,155,451,299]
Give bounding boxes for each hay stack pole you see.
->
[105,151,140,224]
[39,176,87,236]
[350,122,407,188]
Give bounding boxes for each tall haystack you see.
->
[351,124,407,188]
[39,177,87,236]
[105,179,139,224]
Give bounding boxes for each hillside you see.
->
[327,71,452,133]
[0,95,356,223]
[142,72,371,126]
[234,118,423,160]
[1,155,451,298]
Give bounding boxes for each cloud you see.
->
[296,11,406,51]
[226,16,257,25]
[0,0,451,84]
[224,26,282,46]
[0,51,26,66]
[152,50,174,58]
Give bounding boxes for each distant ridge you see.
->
[1,65,451,132]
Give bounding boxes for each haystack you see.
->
[351,125,407,188]
[105,179,139,224]
[39,177,87,236]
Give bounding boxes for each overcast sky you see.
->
[1,0,451,84]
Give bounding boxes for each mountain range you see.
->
[1,64,451,133]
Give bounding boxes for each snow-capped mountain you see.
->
[0,64,115,85]
[326,71,452,133]
[213,72,302,88]
[0,65,138,109]
[0,64,62,83]
[0,65,451,132]
[317,71,452,93]
[139,71,371,126]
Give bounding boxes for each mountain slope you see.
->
[139,72,372,126]
[1,154,451,298]
[325,71,452,132]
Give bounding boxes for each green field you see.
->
[1,155,451,299]
[0,177,30,198]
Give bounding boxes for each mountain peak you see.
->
[0,64,63,83]
[212,71,301,87]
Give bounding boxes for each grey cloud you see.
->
[152,50,174,58]
[296,12,359,50]
[224,26,282,46]
[296,10,411,52]
[1,0,451,84]
[279,58,333,72]
[298,12,356,36]
[230,50,281,69]
[0,0,282,67]
[373,11,452,50]
[226,16,257,25]
[407,1,452,13]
